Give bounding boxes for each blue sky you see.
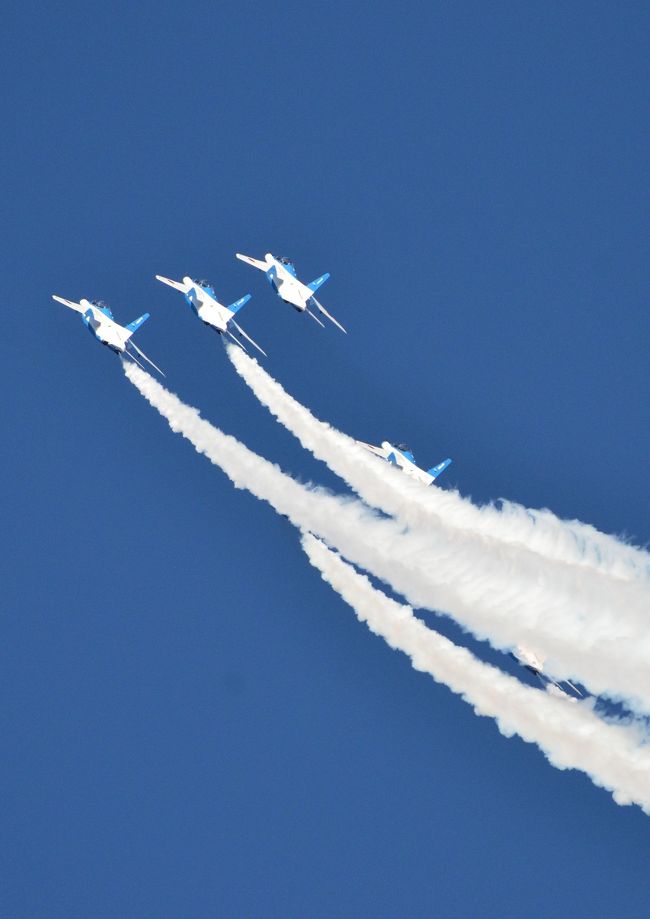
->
[2,2,649,916]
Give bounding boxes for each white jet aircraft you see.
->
[155,275,266,356]
[511,645,582,700]
[357,440,452,486]
[52,295,165,375]
[235,252,347,333]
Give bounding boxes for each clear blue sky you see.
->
[2,2,649,916]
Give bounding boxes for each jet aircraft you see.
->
[52,295,164,375]
[357,440,452,486]
[155,275,266,356]
[235,252,347,333]
[511,644,582,699]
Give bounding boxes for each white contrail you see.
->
[228,345,650,585]
[122,362,650,711]
[301,532,650,814]
[122,359,650,810]
[227,346,650,706]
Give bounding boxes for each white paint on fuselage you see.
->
[380,441,433,485]
[264,255,315,311]
[513,645,546,674]
[80,300,131,353]
[546,683,577,702]
[182,277,233,333]
[357,440,435,486]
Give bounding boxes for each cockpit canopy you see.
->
[393,443,411,453]
[276,256,297,278]
[90,299,113,317]
[192,278,212,289]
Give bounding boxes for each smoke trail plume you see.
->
[123,362,650,712]
[227,346,650,708]
[301,532,650,813]
[228,345,650,584]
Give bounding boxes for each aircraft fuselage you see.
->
[81,301,130,354]
[377,441,434,485]
[265,256,313,312]
[183,279,232,333]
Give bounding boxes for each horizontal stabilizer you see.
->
[311,297,347,333]
[228,294,252,315]
[225,328,248,354]
[427,458,452,481]
[155,275,187,292]
[564,679,583,697]
[128,339,165,377]
[236,253,268,271]
[125,312,150,334]
[122,349,146,372]
[306,308,325,328]
[231,318,267,357]
[307,272,330,293]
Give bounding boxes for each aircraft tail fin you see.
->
[125,312,150,335]
[427,458,452,482]
[307,272,330,293]
[228,294,252,315]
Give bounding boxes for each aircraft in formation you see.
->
[52,258,451,492]
[511,645,582,700]
[357,440,452,486]
[52,257,586,703]
[236,252,347,333]
[53,253,343,368]
[155,275,266,356]
[51,295,165,376]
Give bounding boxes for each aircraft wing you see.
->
[52,295,85,313]
[355,440,386,459]
[155,275,188,292]
[311,297,347,333]
[236,253,268,272]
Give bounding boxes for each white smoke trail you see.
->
[228,345,650,584]
[301,533,650,814]
[122,357,650,810]
[123,363,650,712]
[227,346,650,706]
